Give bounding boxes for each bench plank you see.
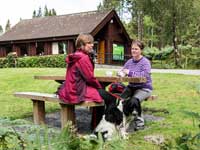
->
[14,92,104,128]
[14,92,104,106]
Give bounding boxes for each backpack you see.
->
[108,82,126,94]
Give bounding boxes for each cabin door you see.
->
[97,40,105,64]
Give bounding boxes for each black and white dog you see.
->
[91,98,140,141]
[91,103,123,141]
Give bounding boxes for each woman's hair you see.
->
[132,40,145,50]
[75,33,94,48]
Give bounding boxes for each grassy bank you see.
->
[0,68,200,149]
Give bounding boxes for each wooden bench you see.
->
[14,92,104,129]
[146,95,158,101]
[14,91,157,128]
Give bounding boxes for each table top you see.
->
[34,75,147,83]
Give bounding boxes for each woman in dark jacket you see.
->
[58,33,117,128]
[58,33,102,103]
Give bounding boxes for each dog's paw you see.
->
[120,128,129,140]
[121,131,129,140]
[89,133,98,139]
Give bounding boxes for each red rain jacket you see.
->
[58,50,103,104]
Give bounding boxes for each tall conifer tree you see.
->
[5,19,11,31]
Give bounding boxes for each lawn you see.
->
[0,68,200,149]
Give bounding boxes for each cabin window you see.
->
[58,42,67,54]
[19,44,28,56]
[5,45,12,55]
[36,42,44,55]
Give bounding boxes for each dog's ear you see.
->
[105,107,115,123]
[113,108,123,125]
[123,100,133,116]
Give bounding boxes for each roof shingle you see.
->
[0,10,112,42]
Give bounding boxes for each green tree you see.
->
[37,7,42,17]
[44,5,49,16]
[97,0,125,20]
[51,8,57,16]
[161,0,195,67]
[126,0,197,66]
[48,10,52,16]
[5,19,11,31]
[0,25,3,35]
[32,6,57,18]
[32,10,37,18]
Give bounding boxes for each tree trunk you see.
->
[172,11,180,67]
[137,11,143,41]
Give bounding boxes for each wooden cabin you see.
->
[0,10,132,65]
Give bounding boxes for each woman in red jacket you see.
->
[58,33,116,128]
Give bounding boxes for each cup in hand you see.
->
[117,70,126,77]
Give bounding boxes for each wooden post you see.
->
[32,100,45,124]
[60,104,75,129]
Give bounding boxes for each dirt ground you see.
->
[44,107,164,134]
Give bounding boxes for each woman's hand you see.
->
[122,69,129,75]
[117,69,129,77]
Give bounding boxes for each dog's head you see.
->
[122,98,141,116]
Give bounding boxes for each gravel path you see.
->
[151,69,200,75]
[96,64,200,76]
[44,108,164,134]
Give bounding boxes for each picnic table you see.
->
[34,75,147,87]
[14,75,147,129]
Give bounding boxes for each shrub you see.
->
[0,54,67,68]
[143,47,160,60]
[0,58,6,68]
[17,55,67,68]
[160,46,174,60]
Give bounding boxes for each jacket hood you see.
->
[66,49,87,65]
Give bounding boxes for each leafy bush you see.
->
[143,47,160,60]
[160,46,174,60]
[0,54,67,68]
[0,52,18,68]
[143,46,174,61]
[17,54,67,68]
[0,118,126,150]
[0,119,80,150]
[0,58,6,68]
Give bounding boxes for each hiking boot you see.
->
[134,117,145,130]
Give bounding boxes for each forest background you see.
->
[98,0,200,68]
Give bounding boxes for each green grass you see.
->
[0,68,66,118]
[0,68,200,149]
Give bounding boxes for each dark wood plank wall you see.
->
[28,43,37,56]
[0,47,6,57]
[67,40,75,54]
[44,42,52,55]
[12,44,21,56]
